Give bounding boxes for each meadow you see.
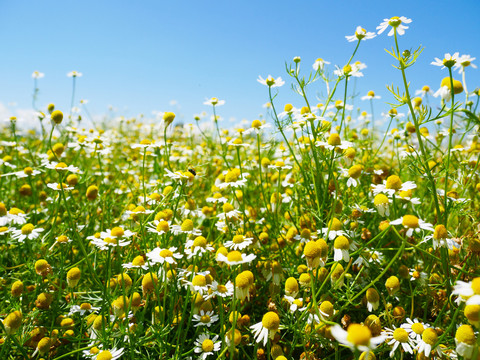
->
[1,16,480,359]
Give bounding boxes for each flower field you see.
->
[1,16,480,359]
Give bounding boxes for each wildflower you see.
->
[373,194,390,217]
[331,323,385,353]
[66,267,81,287]
[285,277,299,297]
[146,219,170,235]
[250,311,280,346]
[346,26,376,42]
[453,278,480,305]
[376,16,412,36]
[303,241,322,269]
[192,310,219,328]
[401,318,429,342]
[313,58,330,71]
[455,54,477,74]
[2,311,22,335]
[372,175,417,196]
[365,288,380,312]
[385,276,400,296]
[216,250,256,266]
[207,281,234,299]
[32,70,44,79]
[51,110,64,124]
[415,85,434,97]
[193,333,221,359]
[283,295,305,313]
[243,119,271,135]
[333,235,352,262]
[203,97,225,106]
[321,217,346,240]
[455,324,476,359]
[47,182,75,192]
[257,75,285,88]
[431,53,459,69]
[11,223,44,242]
[382,326,415,358]
[146,247,183,265]
[361,90,381,100]
[93,348,124,360]
[417,328,441,357]
[67,70,82,77]
[389,215,434,237]
[224,234,253,250]
[235,271,254,300]
[316,133,353,151]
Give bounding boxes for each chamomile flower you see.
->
[345,26,376,42]
[216,250,256,266]
[11,223,44,242]
[382,326,415,358]
[257,75,285,88]
[361,90,381,100]
[312,58,330,71]
[47,182,74,191]
[376,16,412,36]
[417,328,442,357]
[146,220,170,236]
[100,227,135,240]
[431,53,460,69]
[283,295,306,313]
[206,280,234,299]
[185,236,215,258]
[192,310,219,328]
[224,234,254,250]
[193,333,221,360]
[455,54,477,74]
[93,348,124,360]
[331,323,385,353]
[67,70,82,77]
[415,85,434,97]
[389,215,434,237]
[401,318,429,342]
[203,97,225,106]
[453,278,480,305]
[32,70,44,79]
[146,247,183,265]
[122,255,150,270]
[250,311,281,346]
[333,235,352,262]
[455,324,476,359]
[316,133,353,151]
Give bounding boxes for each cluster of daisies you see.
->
[1,15,479,360]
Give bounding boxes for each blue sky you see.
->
[1,0,479,127]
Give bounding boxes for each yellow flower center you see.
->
[156,220,169,232]
[132,255,145,266]
[388,16,401,27]
[329,217,342,231]
[160,249,173,258]
[374,194,389,206]
[348,165,362,179]
[261,312,280,331]
[386,175,402,190]
[320,301,334,316]
[193,236,207,248]
[227,251,243,262]
[366,288,379,302]
[96,351,113,360]
[192,275,206,287]
[327,133,341,146]
[21,223,35,235]
[465,305,480,322]
[225,169,240,183]
[202,339,214,352]
[111,227,125,237]
[346,324,372,346]
[200,315,211,323]
[181,219,194,232]
[472,278,480,295]
[223,202,234,213]
[456,324,476,344]
[334,236,350,250]
[393,328,409,343]
[304,241,320,258]
[80,303,92,310]
[217,285,227,293]
[252,119,262,128]
[421,328,438,345]
[402,215,419,228]
[232,235,245,244]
